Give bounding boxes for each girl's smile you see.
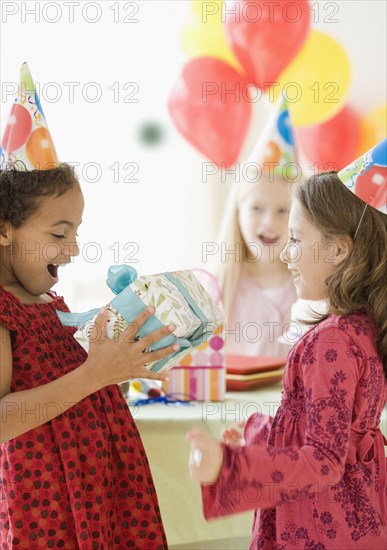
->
[288,268,301,284]
[257,233,280,246]
[46,262,70,283]
[238,178,290,263]
[281,201,351,301]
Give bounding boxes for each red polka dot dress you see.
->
[0,286,168,549]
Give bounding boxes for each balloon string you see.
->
[354,204,368,240]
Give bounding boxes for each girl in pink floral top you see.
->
[188,171,387,549]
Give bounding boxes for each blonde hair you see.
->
[216,172,292,318]
[295,172,387,376]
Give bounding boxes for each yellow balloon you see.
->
[181,14,242,71]
[274,30,351,127]
[192,0,224,22]
[357,104,387,155]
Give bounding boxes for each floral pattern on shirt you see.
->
[202,313,386,549]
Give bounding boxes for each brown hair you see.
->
[295,171,387,376]
[0,163,79,228]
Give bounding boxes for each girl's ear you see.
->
[334,236,353,265]
[0,223,12,246]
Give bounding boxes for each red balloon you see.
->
[1,104,32,152]
[168,57,251,167]
[225,0,310,90]
[297,106,361,171]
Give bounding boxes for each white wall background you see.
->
[1,0,386,311]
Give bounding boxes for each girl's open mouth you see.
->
[47,264,60,281]
[259,235,279,246]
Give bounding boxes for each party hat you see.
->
[247,97,299,179]
[337,139,387,214]
[0,62,59,170]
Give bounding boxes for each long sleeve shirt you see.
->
[202,312,387,549]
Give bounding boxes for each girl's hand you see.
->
[187,428,224,484]
[86,307,179,389]
[222,425,245,447]
[222,420,246,446]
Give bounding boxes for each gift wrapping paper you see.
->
[162,331,226,401]
[58,266,225,374]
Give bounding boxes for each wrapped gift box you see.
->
[162,329,226,401]
[57,265,225,374]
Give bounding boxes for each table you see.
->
[129,383,387,549]
[129,383,284,548]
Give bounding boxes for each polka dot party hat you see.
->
[337,138,387,214]
[0,62,59,170]
[247,96,299,180]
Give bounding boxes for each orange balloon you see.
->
[26,127,59,169]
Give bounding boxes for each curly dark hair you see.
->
[0,163,80,229]
[294,171,387,376]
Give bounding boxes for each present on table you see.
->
[162,326,226,401]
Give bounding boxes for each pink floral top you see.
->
[202,312,387,549]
